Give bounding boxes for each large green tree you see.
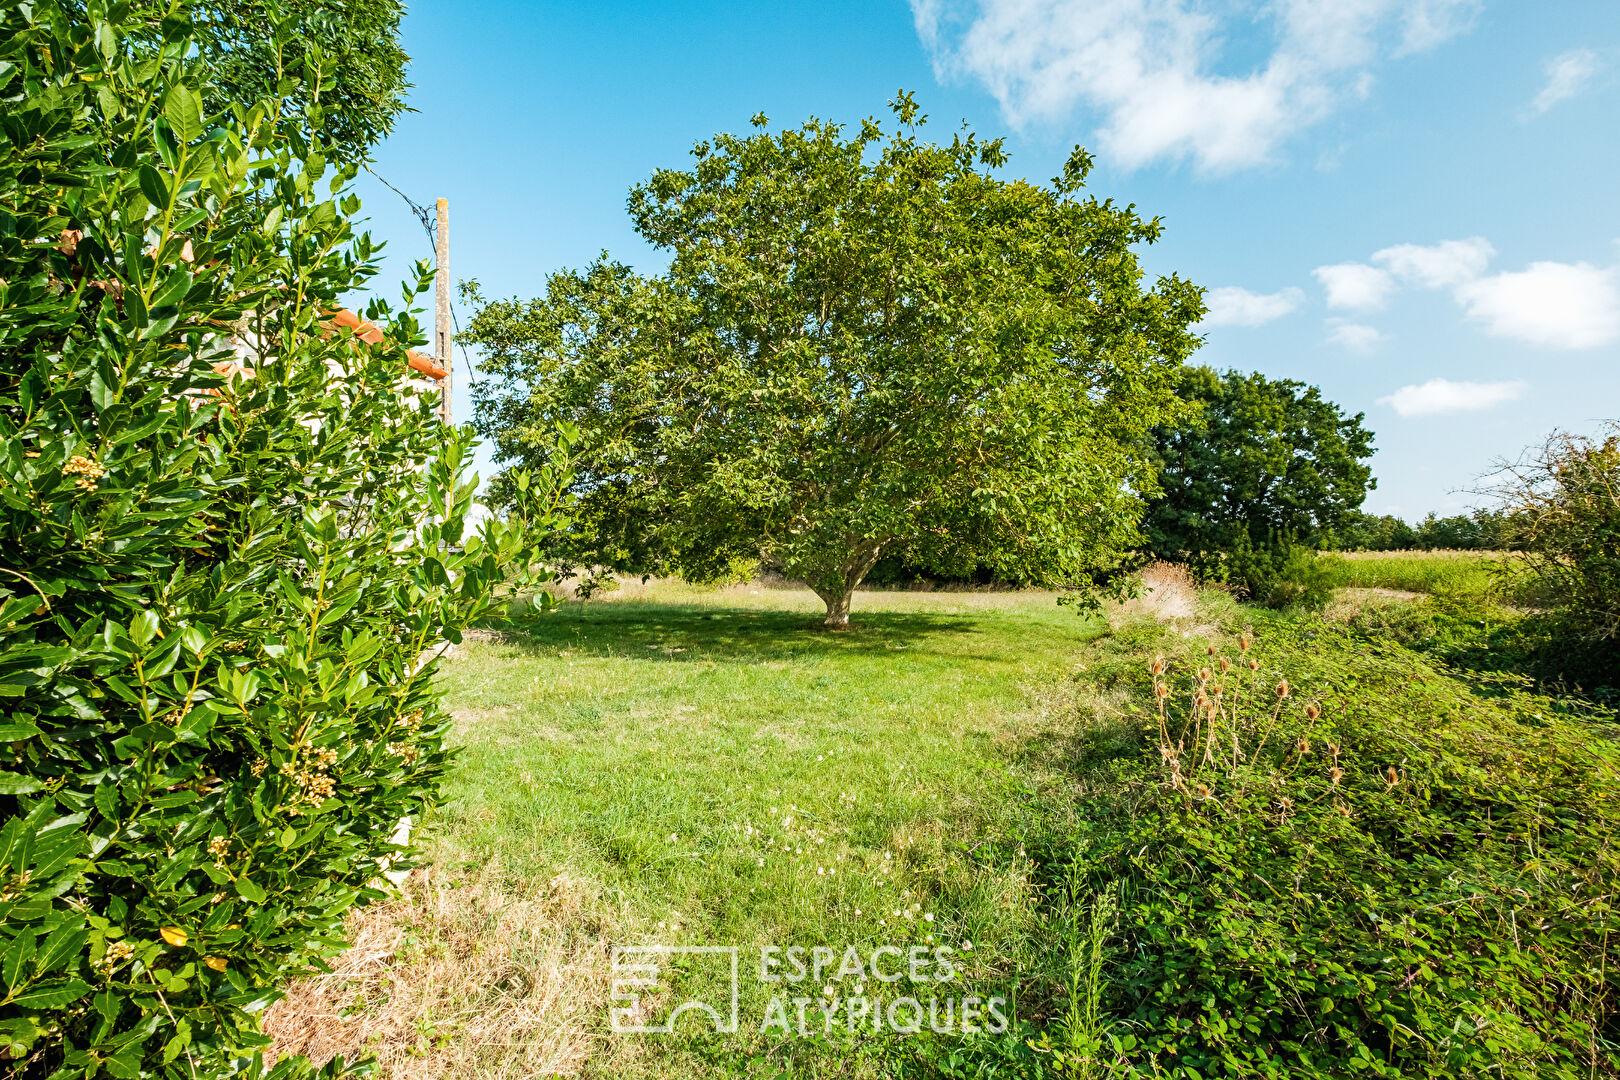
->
[467,97,1205,626]
[1144,367,1375,569]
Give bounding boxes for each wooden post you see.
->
[434,198,451,425]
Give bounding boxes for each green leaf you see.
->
[88,367,115,413]
[234,878,266,903]
[95,22,118,62]
[130,609,160,647]
[9,978,91,1009]
[103,1046,144,1079]
[151,268,192,309]
[0,773,44,796]
[92,781,118,821]
[1,933,36,992]
[163,84,204,143]
[138,165,171,208]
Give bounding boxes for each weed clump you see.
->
[1056,623,1620,1079]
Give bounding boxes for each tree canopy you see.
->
[466,96,1205,626]
[1144,367,1375,570]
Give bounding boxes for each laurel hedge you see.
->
[0,3,551,1075]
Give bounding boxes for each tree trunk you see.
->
[821,588,853,629]
[814,544,884,630]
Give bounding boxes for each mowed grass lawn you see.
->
[425,584,1106,1077]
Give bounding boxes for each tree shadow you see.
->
[484,601,992,665]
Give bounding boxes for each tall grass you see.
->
[1326,549,1504,597]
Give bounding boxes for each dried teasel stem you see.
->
[1251,684,1290,764]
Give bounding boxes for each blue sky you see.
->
[352,0,1620,519]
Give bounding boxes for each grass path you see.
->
[423,585,1102,1076]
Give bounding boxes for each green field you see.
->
[1326,549,1505,597]
[437,586,1100,1077]
[270,585,1111,1077]
[267,579,1620,1079]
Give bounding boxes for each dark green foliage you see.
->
[1144,367,1375,570]
[0,3,546,1074]
[1215,532,1339,610]
[1059,620,1620,1078]
[465,96,1205,626]
[1149,529,1327,611]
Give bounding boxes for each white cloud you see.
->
[909,0,1478,173]
[1313,262,1394,309]
[1372,236,1494,288]
[1396,0,1481,55]
[1326,319,1382,350]
[1529,49,1601,116]
[1200,285,1304,327]
[1319,237,1620,349]
[1453,261,1620,349]
[1378,378,1527,418]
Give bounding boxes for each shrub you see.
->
[1222,534,1336,611]
[0,4,550,1075]
[1061,623,1620,1078]
[1496,426,1620,639]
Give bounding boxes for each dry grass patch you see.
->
[264,864,615,1079]
[1335,548,1502,560]
[1110,562,1230,638]
[1324,585,1423,622]
[1114,562,1199,624]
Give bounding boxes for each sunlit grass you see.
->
[421,583,1105,1076]
[1327,548,1505,596]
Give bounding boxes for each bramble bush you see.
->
[1498,426,1620,639]
[0,3,556,1075]
[1055,621,1620,1078]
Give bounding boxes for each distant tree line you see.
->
[1332,509,1524,552]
